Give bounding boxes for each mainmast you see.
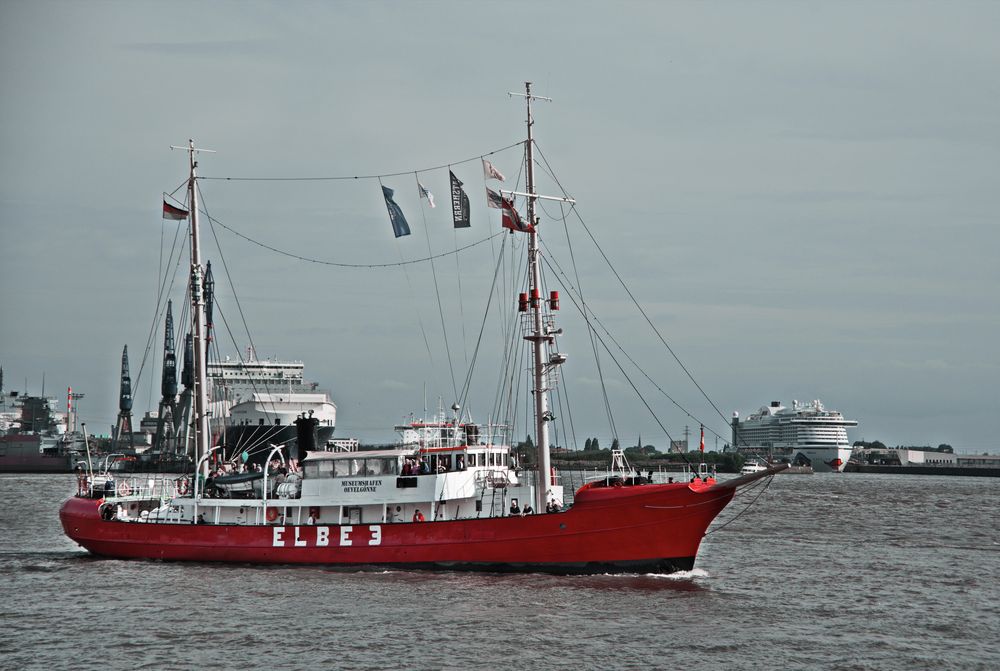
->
[507,83,574,512]
[518,82,555,514]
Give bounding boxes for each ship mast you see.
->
[519,82,553,514]
[174,139,214,481]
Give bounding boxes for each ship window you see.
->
[333,459,350,477]
[275,418,281,425]
[439,455,452,471]
[383,458,399,475]
[368,459,383,476]
[349,458,363,476]
[259,418,265,425]
[303,463,319,478]
[317,461,333,477]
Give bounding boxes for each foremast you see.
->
[175,140,214,484]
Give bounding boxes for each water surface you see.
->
[1,472,997,670]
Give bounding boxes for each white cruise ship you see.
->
[731,400,857,472]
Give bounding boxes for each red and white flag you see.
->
[699,426,705,453]
[482,158,506,181]
[501,197,534,233]
[162,199,188,221]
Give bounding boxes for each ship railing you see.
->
[475,469,510,489]
[89,474,186,502]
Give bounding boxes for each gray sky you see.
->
[2,1,998,452]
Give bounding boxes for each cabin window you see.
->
[439,455,452,471]
[467,453,477,467]
[349,458,364,476]
[303,463,319,478]
[333,459,350,477]
[317,461,334,477]
[368,459,383,476]
[384,458,399,475]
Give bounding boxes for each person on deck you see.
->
[522,503,533,516]
[509,500,520,515]
[412,509,426,522]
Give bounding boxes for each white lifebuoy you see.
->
[116,481,132,497]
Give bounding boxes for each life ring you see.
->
[613,480,623,489]
[266,507,279,522]
[116,481,132,497]
[175,477,190,496]
[99,502,115,521]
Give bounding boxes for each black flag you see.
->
[450,171,471,228]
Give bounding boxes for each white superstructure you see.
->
[732,400,857,473]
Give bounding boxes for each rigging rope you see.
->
[200,183,285,426]
[533,141,737,436]
[134,216,189,403]
[409,174,459,404]
[202,208,503,268]
[538,250,702,469]
[704,475,775,535]
[198,141,525,182]
[539,241,733,448]
[554,198,617,442]
[458,236,508,413]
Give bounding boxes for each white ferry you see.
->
[208,352,338,466]
[731,400,857,472]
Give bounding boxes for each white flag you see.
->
[482,158,506,182]
[418,181,435,208]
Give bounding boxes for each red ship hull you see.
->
[60,478,754,574]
